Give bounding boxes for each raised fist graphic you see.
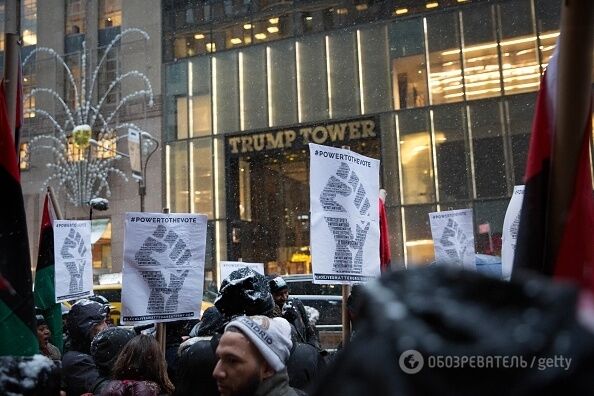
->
[135,224,192,268]
[60,228,87,293]
[320,162,370,273]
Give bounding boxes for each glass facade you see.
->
[163,0,593,274]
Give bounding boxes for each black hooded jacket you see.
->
[61,299,107,396]
[311,266,594,396]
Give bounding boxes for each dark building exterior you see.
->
[160,0,593,284]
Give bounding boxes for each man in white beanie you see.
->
[213,315,304,396]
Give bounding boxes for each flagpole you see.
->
[546,0,593,266]
[3,0,21,147]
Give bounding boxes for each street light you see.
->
[88,131,159,212]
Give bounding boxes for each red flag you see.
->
[379,195,391,272]
[512,48,594,289]
[0,77,39,355]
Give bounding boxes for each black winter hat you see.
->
[215,267,274,318]
[35,314,47,327]
[91,327,135,373]
[197,306,225,336]
[67,299,108,344]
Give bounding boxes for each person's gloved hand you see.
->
[282,301,299,322]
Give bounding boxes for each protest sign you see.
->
[54,220,92,302]
[121,212,207,324]
[502,185,524,280]
[309,143,380,284]
[429,209,476,270]
[220,261,264,283]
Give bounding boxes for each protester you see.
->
[0,355,61,396]
[36,313,61,361]
[89,294,115,326]
[62,298,108,396]
[311,266,594,396]
[174,308,222,396]
[90,327,136,394]
[213,315,304,396]
[176,268,322,394]
[100,334,175,396]
[269,276,320,349]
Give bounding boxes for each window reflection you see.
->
[65,0,85,35]
[468,100,508,198]
[166,141,189,213]
[99,0,121,29]
[396,110,435,204]
[191,139,213,218]
[390,18,427,109]
[403,204,436,266]
[426,12,464,104]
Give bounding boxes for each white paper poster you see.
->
[501,185,524,280]
[121,212,207,324]
[429,209,476,270]
[54,220,93,302]
[220,261,265,283]
[309,143,380,284]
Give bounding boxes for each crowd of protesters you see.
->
[5,265,594,395]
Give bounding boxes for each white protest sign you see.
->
[501,185,524,280]
[309,143,380,284]
[54,220,93,302]
[220,261,264,283]
[121,212,207,325]
[429,209,476,270]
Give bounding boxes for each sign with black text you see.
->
[121,212,207,324]
[429,209,475,270]
[54,220,93,302]
[309,143,380,284]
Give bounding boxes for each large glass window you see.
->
[65,0,85,35]
[64,52,82,110]
[403,204,436,266]
[296,35,328,123]
[21,0,36,46]
[536,0,560,67]
[240,46,267,130]
[461,5,502,100]
[190,57,212,136]
[498,0,541,94]
[506,93,536,185]
[167,141,189,213]
[396,109,435,204]
[433,104,470,202]
[99,0,121,29]
[426,12,464,104]
[358,24,391,114]
[213,51,239,133]
[165,62,188,141]
[191,138,213,217]
[267,40,297,127]
[97,46,119,106]
[468,100,508,198]
[390,18,427,109]
[326,31,360,119]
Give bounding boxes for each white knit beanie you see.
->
[226,315,292,372]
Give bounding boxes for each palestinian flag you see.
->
[512,46,594,288]
[0,82,38,355]
[34,193,63,352]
